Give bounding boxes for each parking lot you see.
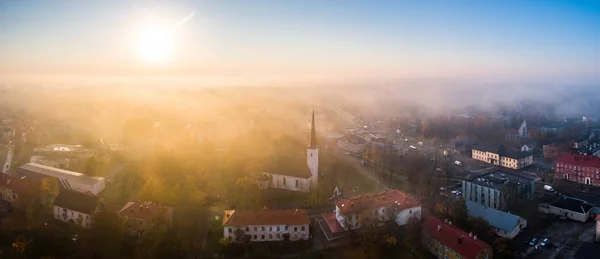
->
[516,220,596,259]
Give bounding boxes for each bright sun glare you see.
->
[137,17,174,62]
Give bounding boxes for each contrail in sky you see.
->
[176,12,196,27]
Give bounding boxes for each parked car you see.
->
[529,237,538,246]
[540,238,549,247]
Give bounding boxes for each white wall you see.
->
[542,205,589,222]
[269,174,310,193]
[53,205,93,228]
[395,206,421,226]
[223,224,309,242]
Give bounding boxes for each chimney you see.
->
[469,232,473,237]
[458,237,462,244]
[449,221,452,226]
[437,224,441,231]
[444,218,449,223]
[474,235,478,240]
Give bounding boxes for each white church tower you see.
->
[307,110,319,186]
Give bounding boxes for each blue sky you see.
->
[0,0,598,84]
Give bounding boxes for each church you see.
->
[505,119,528,142]
[256,110,319,193]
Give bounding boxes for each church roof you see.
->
[308,110,317,149]
[266,156,313,179]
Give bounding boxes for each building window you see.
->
[294,227,298,231]
[246,227,249,231]
[301,226,305,231]
[285,226,288,230]
[277,234,280,238]
[277,226,280,231]
[409,210,412,214]
[295,179,299,187]
[269,226,272,231]
[253,235,257,240]
[261,227,265,231]
[283,177,286,185]
[228,228,232,233]
[254,227,257,231]
[269,234,272,239]
[261,235,265,240]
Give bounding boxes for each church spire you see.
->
[308,109,317,149]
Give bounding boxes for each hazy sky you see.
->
[0,0,599,85]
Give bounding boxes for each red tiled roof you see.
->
[422,216,492,259]
[222,208,309,227]
[323,213,344,234]
[334,190,420,215]
[554,153,600,168]
[0,174,36,194]
[118,201,174,221]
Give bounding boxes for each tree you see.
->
[403,216,424,257]
[493,238,515,259]
[41,177,59,209]
[357,212,381,258]
[449,197,468,229]
[84,156,108,176]
[467,216,494,243]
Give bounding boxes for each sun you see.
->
[137,17,174,62]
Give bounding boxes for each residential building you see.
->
[505,119,528,142]
[521,140,537,153]
[538,196,594,222]
[543,143,569,161]
[18,163,106,195]
[466,201,527,239]
[222,208,310,242]
[334,190,421,231]
[336,134,366,154]
[118,201,174,235]
[462,171,535,211]
[258,110,319,193]
[472,144,533,169]
[53,189,100,228]
[422,216,493,259]
[1,127,15,140]
[554,153,600,186]
[0,174,30,204]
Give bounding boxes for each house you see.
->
[466,201,527,239]
[222,208,310,243]
[1,128,15,140]
[18,163,106,195]
[334,190,421,231]
[471,144,533,169]
[462,171,535,211]
[521,140,537,153]
[538,196,594,222]
[554,153,600,186]
[118,201,174,235]
[336,134,366,154]
[543,143,569,161]
[422,216,494,259]
[0,174,30,204]
[53,189,100,228]
[258,110,319,193]
[505,119,528,142]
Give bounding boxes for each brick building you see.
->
[554,153,600,186]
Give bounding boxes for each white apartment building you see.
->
[222,209,310,242]
[53,189,100,228]
[472,144,533,169]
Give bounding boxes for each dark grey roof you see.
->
[265,156,312,179]
[504,151,532,159]
[549,196,594,214]
[53,189,100,214]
